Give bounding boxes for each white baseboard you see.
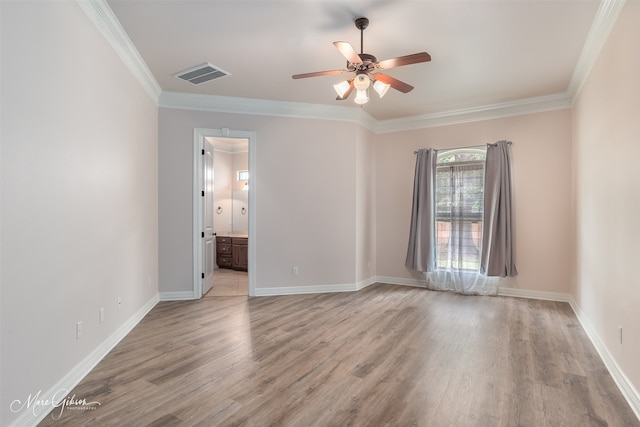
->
[356,276,378,290]
[254,276,379,296]
[159,291,196,301]
[374,275,427,288]
[567,297,640,421]
[254,282,357,296]
[497,287,572,302]
[9,294,159,427]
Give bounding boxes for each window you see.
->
[434,149,486,271]
[236,170,249,181]
[406,141,514,295]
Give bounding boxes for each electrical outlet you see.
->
[76,321,83,339]
[292,266,299,275]
[117,297,122,311]
[619,326,623,344]
[99,308,105,323]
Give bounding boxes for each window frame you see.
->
[433,148,487,271]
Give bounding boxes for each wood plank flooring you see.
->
[38,284,639,426]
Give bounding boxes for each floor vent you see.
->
[174,63,230,85]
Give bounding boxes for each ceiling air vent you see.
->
[174,63,230,85]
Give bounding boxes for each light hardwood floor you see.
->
[38,284,639,426]
[205,269,248,297]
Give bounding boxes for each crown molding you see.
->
[160,91,572,134]
[159,91,378,128]
[209,138,248,154]
[372,93,572,134]
[568,0,627,99]
[76,0,162,104]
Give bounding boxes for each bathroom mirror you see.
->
[208,137,249,236]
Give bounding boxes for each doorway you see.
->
[193,128,256,298]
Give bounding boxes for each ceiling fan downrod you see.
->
[355,17,369,55]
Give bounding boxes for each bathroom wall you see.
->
[213,149,233,235]
[212,146,248,236]
[231,151,249,235]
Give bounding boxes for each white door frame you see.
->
[193,128,257,298]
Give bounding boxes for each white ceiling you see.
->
[107,0,601,121]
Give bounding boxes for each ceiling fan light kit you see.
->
[353,73,370,90]
[373,80,390,98]
[292,17,431,106]
[333,80,352,98]
[354,89,369,105]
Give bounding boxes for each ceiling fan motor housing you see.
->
[349,53,377,73]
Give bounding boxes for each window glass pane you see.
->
[237,170,249,181]
[434,149,486,271]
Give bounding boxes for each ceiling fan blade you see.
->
[376,52,431,70]
[292,70,349,79]
[373,74,414,93]
[336,80,355,100]
[333,41,363,65]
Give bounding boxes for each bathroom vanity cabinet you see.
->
[216,235,247,271]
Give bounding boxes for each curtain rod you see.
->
[414,141,512,154]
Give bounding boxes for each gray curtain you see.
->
[480,140,518,277]
[405,149,437,272]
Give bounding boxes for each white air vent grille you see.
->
[174,63,230,85]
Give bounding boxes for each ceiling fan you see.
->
[292,17,431,105]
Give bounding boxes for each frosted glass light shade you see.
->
[333,80,351,98]
[354,74,370,91]
[373,80,390,98]
[354,89,369,105]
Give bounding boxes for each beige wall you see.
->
[158,108,372,293]
[375,109,574,294]
[355,126,377,283]
[572,0,640,401]
[0,1,159,425]
[159,106,574,297]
